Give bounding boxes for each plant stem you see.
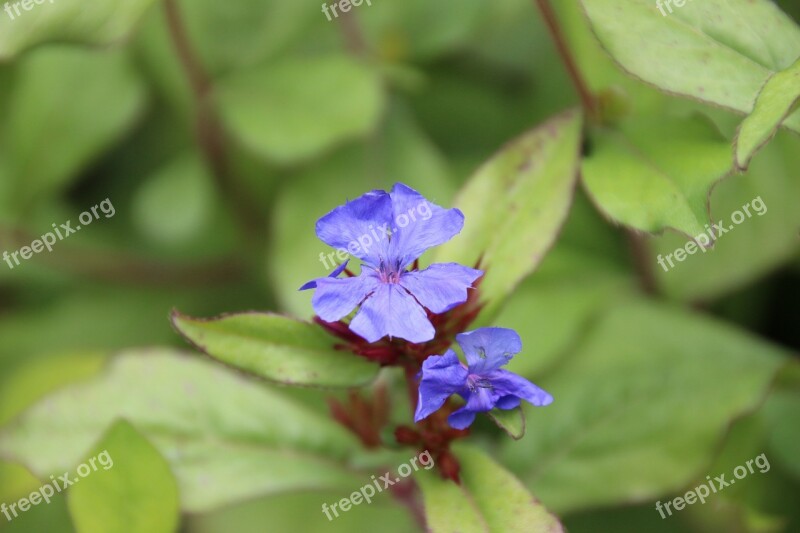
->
[533,0,597,118]
[1,225,244,286]
[404,363,420,414]
[337,8,368,57]
[163,0,263,238]
[626,231,658,295]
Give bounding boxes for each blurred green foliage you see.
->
[0,0,798,531]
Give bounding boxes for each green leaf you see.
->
[763,386,800,480]
[432,110,583,324]
[0,350,363,511]
[67,420,180,533]
[687,408,797,533]
[487,408,525,440]
[181,0,316,75]
[496,258,633,377]
[0,352,105,504]
[652,131,800,301]
[580,0,800,132]
[481,198,635,460]
[0,0,158,59]
[417,445,563,533]
[735,58,800,170]
[493,191,635,377]
[2,47,146,213]
[132,151,216,246]
[417,470,487,533]
[0,353,105,426]
[582,114,732,238]
[185,490,418,533]
[171,311,379,387]
[216,55,385,165]
[500,301,786,513]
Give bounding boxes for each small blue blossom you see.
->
[301,183,482,343]
[415,327,553,429]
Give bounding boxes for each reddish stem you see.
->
[533,0,597,118]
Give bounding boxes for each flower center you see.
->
[467,374,493,393]
[377,260,403,284]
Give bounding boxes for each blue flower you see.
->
[415,327,553,429]
[301,183,482,344]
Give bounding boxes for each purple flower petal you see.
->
[414,350,468,422]
[349,283,435,343]
[399,263,482,314]
[447,409,476,430]
[315,191,393,266]
[495,396,522,410]
[299,260,350,291]
[456,327,522,375]
[487,369,553,407]
[416,327,552,430]
[308,183,479,343]
[388,183,465,268]
[447,387,497,429]
[311,271,380,322]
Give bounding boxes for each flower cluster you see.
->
[302,183,552,437]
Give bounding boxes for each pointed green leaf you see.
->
[0,0,158,59]
[487,408,526,440]
[735,58,800,170]
[582,114,732,238]
[171,311,379,388]
[501,301,786,512]
[68,421,180,533]
[417,445,563,533]
[652,132,800,301]
[216,55,385,165]
[432,110,583,324]
[580,0,800,132]
[0,350,363,511]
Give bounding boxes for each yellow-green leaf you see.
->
[735,58,800,170]
[417,445,563,533]
[68,421,180,533]
[433,110,583,325]
[171,311,379,387]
